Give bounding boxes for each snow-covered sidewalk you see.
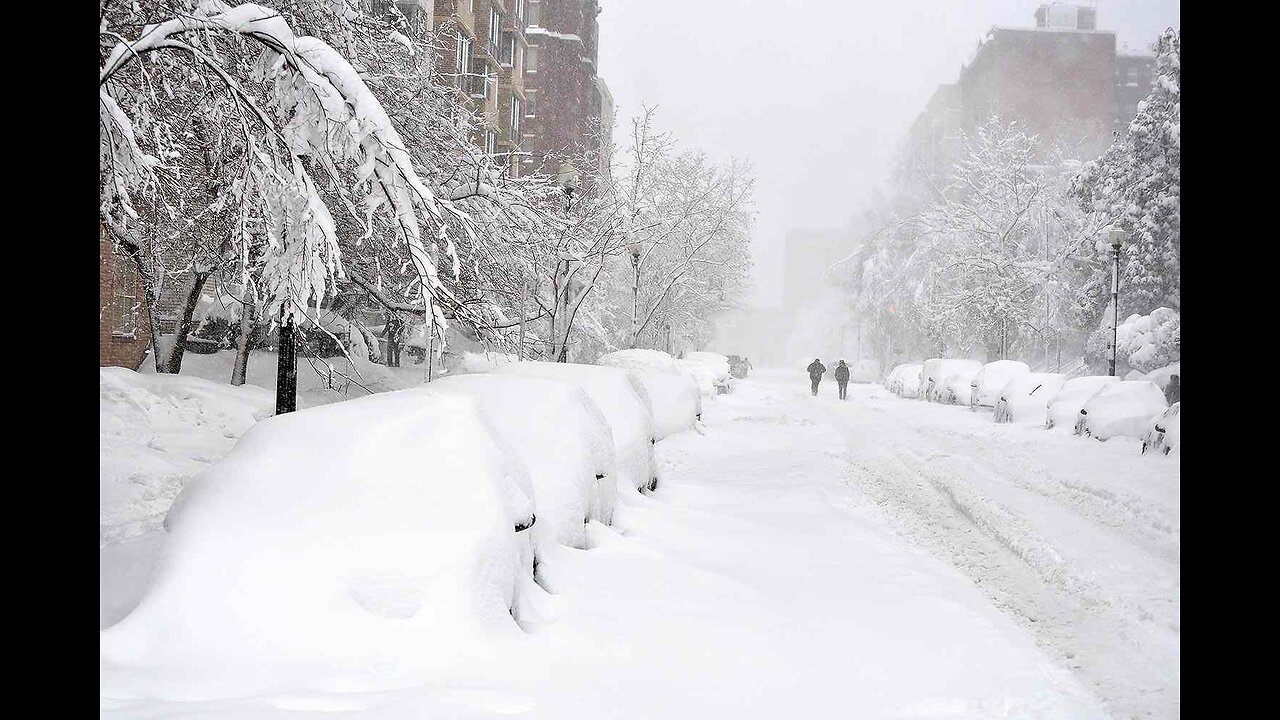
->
[102,371,1107,718]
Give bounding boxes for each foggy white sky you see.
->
[596,0,1180,307]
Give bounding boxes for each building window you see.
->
[468,56,488,97]
[502,31,515,65]
[111,253,139,337]
[515,0,526,25]
[525,46,538,73]
[485,129,498,156]
[527,1,540,26]
[524,93,535,117]
[455,33,473,90]
[510,96,521,142]
[488,8,501,58]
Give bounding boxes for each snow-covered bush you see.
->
[101,389,534,695]
[1142,402,1180,456]
[429,375,618,550]
[497,362,659,493]
[921,359,983,402]
[969,360,1030,407]
[1114,308,1180,373]
[993,372,1067,425]
[1045,376,1120,429]
[1075,380,1168,440]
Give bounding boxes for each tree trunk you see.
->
[230,289,256,386]
[156,270,211,374]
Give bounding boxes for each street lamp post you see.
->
[629,239,642,348]
[1108,227,1124,377]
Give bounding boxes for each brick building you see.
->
[520,0,605,178]
[909,3,1156,166]
[99,224,152,369]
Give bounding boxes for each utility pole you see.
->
[1108,228,1124,376]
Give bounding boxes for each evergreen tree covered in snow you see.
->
[1070,28,1180,322]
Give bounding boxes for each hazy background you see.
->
[597,0,1181,307]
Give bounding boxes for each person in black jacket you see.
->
[835,359,851,400]
[806,358,826,396]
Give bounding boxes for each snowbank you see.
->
[1143,402,1180,455]
[497,362,659,493]
[921,359,983,403]
[1045,376,1120,430]
[1076,380,1168,440]
[1142,361,1181,391]
[100,368,273,548]
[597,348,678,373]
[969,360,1030,407]
[101,388,534,699]
[429,374,618,550]
[993,372,1067,425]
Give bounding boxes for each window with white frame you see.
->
[455,33,473,89]
[110,253,139,336]
[488,8,501,58]
[502,31,514,65]
[525,45,538,73]
[485,129,497,156]
[527,1,540,26]
[509,96,521,142]
[515,0,526,24]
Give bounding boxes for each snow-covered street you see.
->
[102,369,1178,718]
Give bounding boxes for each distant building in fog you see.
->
[782,229,855,312]
[909,2,1156,164]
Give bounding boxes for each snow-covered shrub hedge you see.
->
[101,389,535,693]
[1045,376,1120,430]
[497,362,659,493]
[1074,380,1168,440]
[970,360,1030,408]
[993,373,1067,425]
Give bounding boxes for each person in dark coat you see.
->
[1164,374,1180,404]
[806,358,826,396]
[835,359,851,400]
[382,314,405,367]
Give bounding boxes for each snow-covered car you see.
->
[941,366,983,405]
[1074,380,1168,440]
[969,360,1030,408]
[102,388,537,677]
[727,354,751,379]
[885,363,924,398]
[1044,375,1120,430]
[428,374,619,548]
[1141,402,1180,455]
[683,351,734,395]
[993,372,1067,425]
[921,359,983,403]
[598,349,702,433]
[1142,361,1181,391]
[497,361,660,493]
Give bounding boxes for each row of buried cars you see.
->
[100,350,738,676]
[883,359,1180,455]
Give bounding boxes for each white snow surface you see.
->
[994,372,1068,425]
[596,348,678,373]
[1045,375,1121,430]
[99,371,1172,719]
[1142,361,1181,390]
[427,374,618,548]
[495,362,658,492]
[101,388,536,702]
[971,360,1031,407]
[1077,381,1168,441]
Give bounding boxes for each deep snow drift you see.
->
[101,370,1114,718]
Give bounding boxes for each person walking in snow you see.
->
[806,358,827,396]
[1164,374,1180,404]
[835,359,851,400]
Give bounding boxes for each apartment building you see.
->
[520,0,605,179]
[909,3,1157,167]
[433,0,531,176]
